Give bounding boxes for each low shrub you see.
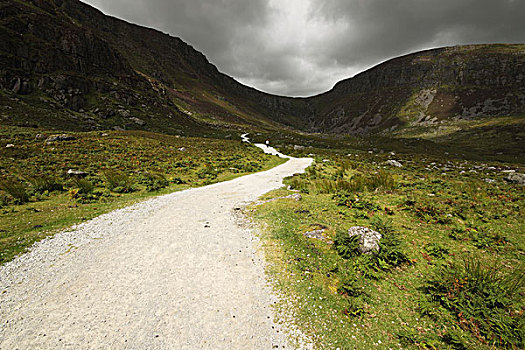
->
[139,172,168,192]
[169,177,186,185]
[370,216,410,268]
[0,192,11,207]
[425,256,524,348]
[0,178,30,204]
[239,161,262,173]
[69,178,96,202]
[366,170,396,191]
[424,243,449,259]
[288,176,310,193]
[71,178,94,195]
[28,175,63,194]
[312,171,396,194]
[370,216,395,236]
[334,231,360,259]
[196,164,218,180]
[103,170,135,193]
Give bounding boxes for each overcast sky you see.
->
[83,0,525,97]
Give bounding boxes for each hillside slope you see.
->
[0,0,303,134]
[310,45,525,135]
[0,0,523,140]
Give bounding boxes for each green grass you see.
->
[0,126,286,264]
[252,146,524,349]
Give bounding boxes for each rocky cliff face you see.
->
[308,45,525,134]
[0,0,523,136]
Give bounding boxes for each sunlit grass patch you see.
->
[0,126,286,264]
[252,145,524,349]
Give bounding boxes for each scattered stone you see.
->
[501,169,516,173]
[503,173,525,185]
[35,134,46,140]
[5,144,14,148]
[347,226,382,254]
[118,109,130,118]
[386,160,403,168]
[67,169,88,177]
[293,145,305,151]
[303,229,329,242]
[484,178,496,184]
[129,117,145,126]
[45,134,76,143]
[178,147,186,152]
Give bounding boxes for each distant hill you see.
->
[1,0,524,141]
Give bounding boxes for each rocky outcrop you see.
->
[308,45,525,134]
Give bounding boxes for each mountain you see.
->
[309,45,525,135]
[1,0,524,140]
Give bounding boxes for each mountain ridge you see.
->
[0,0,523,139]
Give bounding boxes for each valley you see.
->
[0,0,523,349]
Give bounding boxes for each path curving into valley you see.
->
[0,142,313,349]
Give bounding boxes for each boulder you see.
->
[504,173,525,185]
[348,226,382,254]
[294,145,305,151]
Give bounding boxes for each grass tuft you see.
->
[103,170,136,193]
[425,256,524,348]
[0,178,30,204]
[28,175,63,194]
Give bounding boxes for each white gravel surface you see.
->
[0,144,313,349]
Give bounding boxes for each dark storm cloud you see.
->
[312,0,525,66]
[84,0,525,97]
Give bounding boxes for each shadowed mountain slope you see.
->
[0,0,523,139]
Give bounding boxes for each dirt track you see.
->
[0,144,312,349]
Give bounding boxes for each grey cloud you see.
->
[84,0,525,97]
[312,0,525,66]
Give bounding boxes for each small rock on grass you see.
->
[348,226,382,254]
[45,134,77,143]
[67,169,88,177]
[386,159,403,168]
[504,173,525,185]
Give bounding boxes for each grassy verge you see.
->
[252,147,524,349]
[0,126,286,264]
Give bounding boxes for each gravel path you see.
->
[0,144,313,349]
